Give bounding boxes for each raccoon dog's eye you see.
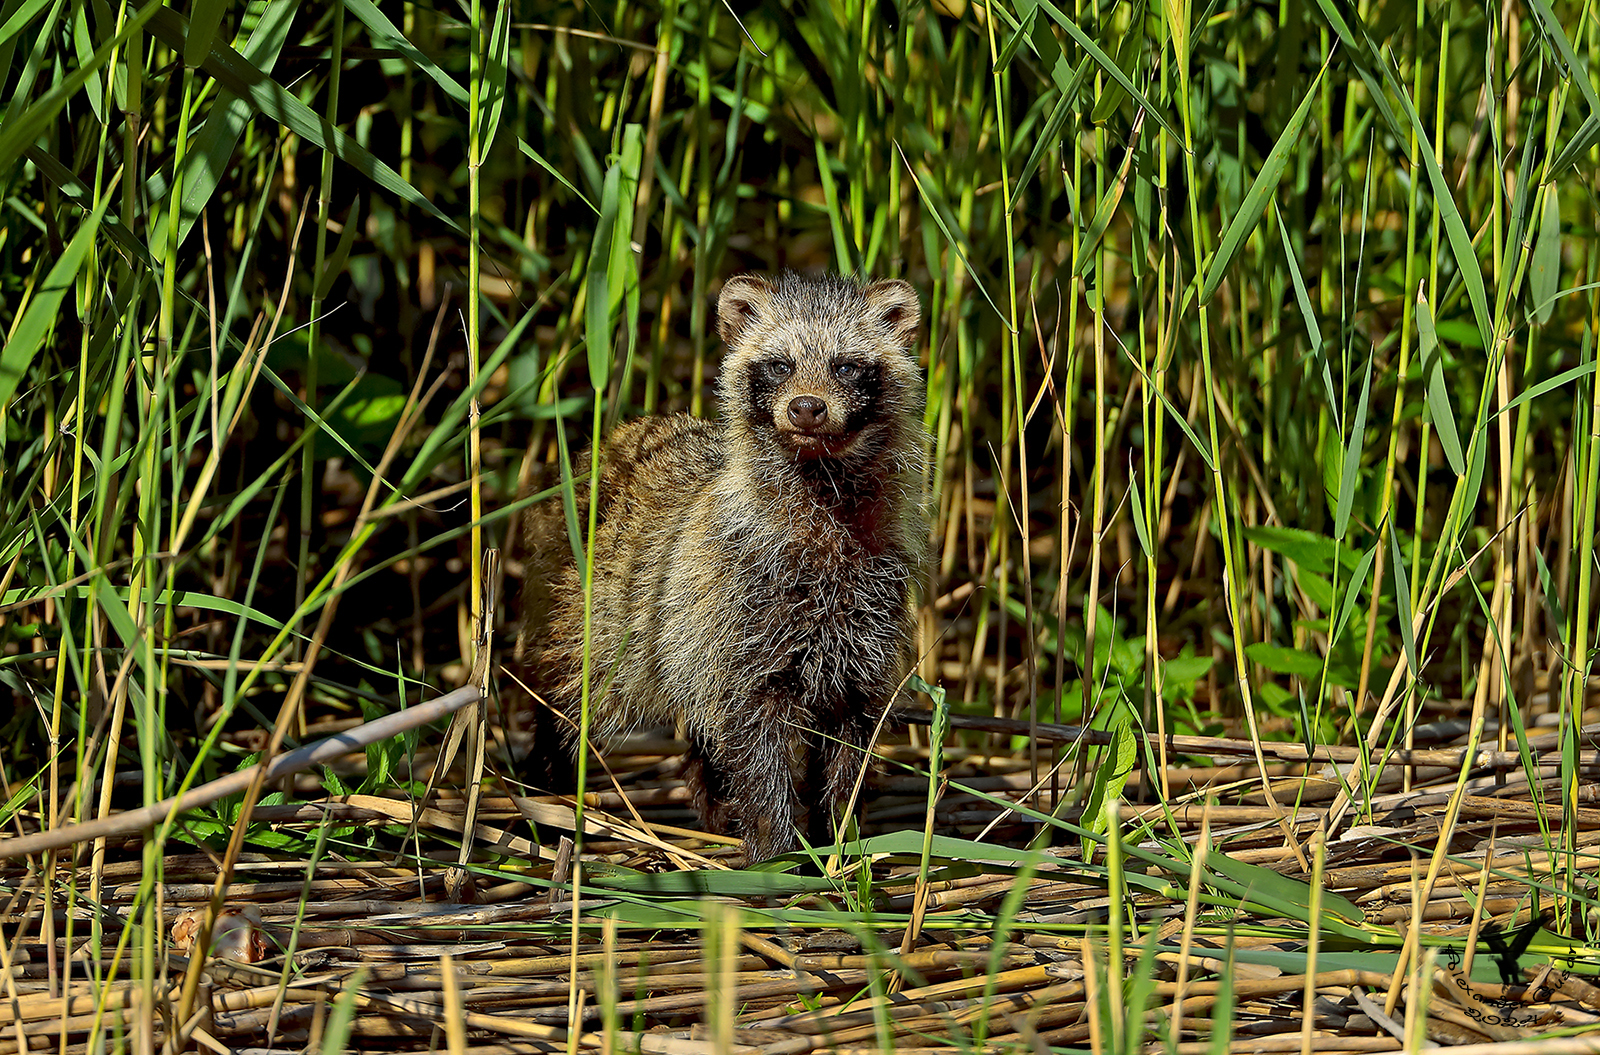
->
[832,362,862,382]
[763,360,794,380]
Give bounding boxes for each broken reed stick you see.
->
[896,707,1600,771]
[0,685,482,861]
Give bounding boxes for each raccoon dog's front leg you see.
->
[806,709,878,849]
[680,735,736,836]
[716,690,803,861]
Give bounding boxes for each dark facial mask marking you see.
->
[745,359,787,427]
[840,362,885,434]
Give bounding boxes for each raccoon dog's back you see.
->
[516,272,928,861]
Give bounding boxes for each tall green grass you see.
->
[2,0,1599,1040]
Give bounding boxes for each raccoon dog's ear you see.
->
[717,275,776,348]
[863,280,921,352]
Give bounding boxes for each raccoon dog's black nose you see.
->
[788,396,828,431]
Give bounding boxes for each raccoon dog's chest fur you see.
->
[516,272,928,862]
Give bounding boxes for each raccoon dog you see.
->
[516,272,928,861]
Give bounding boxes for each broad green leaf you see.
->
[1416,287,1465,476]
[182,0,229,67]
[142,7,460,233]
[1203,847,1365,924]
[1080,714,1137,858]
[1550,113,1600,176]
[0,0,57,48]
[0,195,107,416]
[1201,61,1326,305]
[1244,644,1323,678]
[1242,525,1361,576]
[1529,183,1561,326]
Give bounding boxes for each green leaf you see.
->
[1549,113,1600,176]
[1332,545,1377,647]
[1027,0,1183,142]
[1244,644,1323,678]
[0,0,164,176]
[1080,714,1138,858]
[313,199,362,302]
[1492,361,1598,421]
[345,0,468,106]
[1334,349,1373,540]
[899,145,1010,329]
[1526,0,1600,121]
[1387,523,1419,682]
[1129,469,1153,560]
[993,5,1036,71]
[518,137,598,214]
[1529,183,1561,326]
[1312,0,1492,348]
[584,132,639,392]
[1073,118,1144,277]
[1201,61,1326,306]
[585,867,835,898]
[1531,545,1568,641]
[477,0,511,152]
[142,7,461,233]
[0,194,107,416]
[182,0,229,67]
[1090,0,1145,124]
[0,0,57,50]
[1416,287,1465,476]
[1241,525,1360,576]
[152,0,300,253]
[1201,846,1365,925]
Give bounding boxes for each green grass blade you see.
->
[143,7,461,232]
[1201,62,1324,306]
[0,194,107,414]
[0,0,163,173]
[478,0,510,152]
[1028,0,1182,141]
[345,0,468,106]
[1529,182,1561,326]
[1333,348,1373,540]
[1417,287,1465,476]
[1387,523,1419,681]
[181,0,229,67]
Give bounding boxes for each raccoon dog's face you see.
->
[716,273,923,461]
